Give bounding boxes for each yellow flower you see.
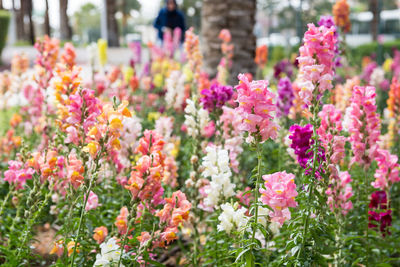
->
[88,126,99,138]
[183,64,193,82]
[109,117,123,130]
[153,73,164,88]
[111,138,121,150]
[147,112,161,122]
[97,39,108,67]
[383,58,393,73]
[67,241,79,257]
[162,60,170,74]
[83,142,99,157]
[123,67,134,84]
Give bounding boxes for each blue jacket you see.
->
[154,8,186,42]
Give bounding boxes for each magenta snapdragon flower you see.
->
[276,77,294,117]
[289,124,325,178]
[368,191,392,235]
[200,83,233,112]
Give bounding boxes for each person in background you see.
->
[154,0,186,44]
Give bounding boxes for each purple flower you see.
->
[200,83,233,111]
[369,191,387,210]
[361,62,378,83]
[276,77,294,117]
[273,59,293,79]
[369,191,392,236]
[289,124,325,178]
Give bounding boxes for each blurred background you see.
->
[0,0,399,71]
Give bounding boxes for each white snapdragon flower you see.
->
[121,115,142,147]
[155,116,174,142]
[284,134,296,160]
[184,98,210,138]
[94,238,124,267]
[370,67,385,88]
[217,203,248,234]
[165,71,186,110]
[342,106,352,132]
[201,146,236,207]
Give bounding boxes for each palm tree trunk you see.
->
[59,0,72,40]
[44,0,50,36]
[201,0,256,82]
[106,0,119,47]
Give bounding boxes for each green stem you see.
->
[250,141,263,252]
[297,92,320,260]
[69,178,94,267]
[364,167,370,267]
[117,201,137,267]
[0,187,13,218]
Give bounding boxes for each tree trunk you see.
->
[59,0,72,40]
[370,0,379,41]
[0,0,3,10]
[201,0,256,83]
[26,0,34,44]
[16,0,26,41]
[19,0,34,44]
[44,0,50,36]
[106,0,119,47]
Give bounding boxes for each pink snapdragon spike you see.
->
[115,206,129,235]
[220,106,243,172]
[235,73,279,142]
[60,42,76,70]
[347,86,380,166]
[372,149,400,191]
[259,171,298,225]
[317,104,346,164]
[85,191,99,211]
[3,160,35,190]
[297,23,337,106]
[326,169,353,215]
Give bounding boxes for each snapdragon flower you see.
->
[201,146,236,208]
[94,238,124,266]
[217,203,247,234]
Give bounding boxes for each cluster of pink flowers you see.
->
[372,149,400,190]
[326,169,353,215]
[64,89,102,145]
[3,160,35,190]
[317,104,346,164]
[115,206,129,235]
[85,191,99,211]
[234,73,279,142]
[297,23,337,105]
[60,42,76,70]
[154,190,191,245]
[125,130,166,207]
[220,106,244,172]
[346,86,380,166]
[259,171,298,225]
